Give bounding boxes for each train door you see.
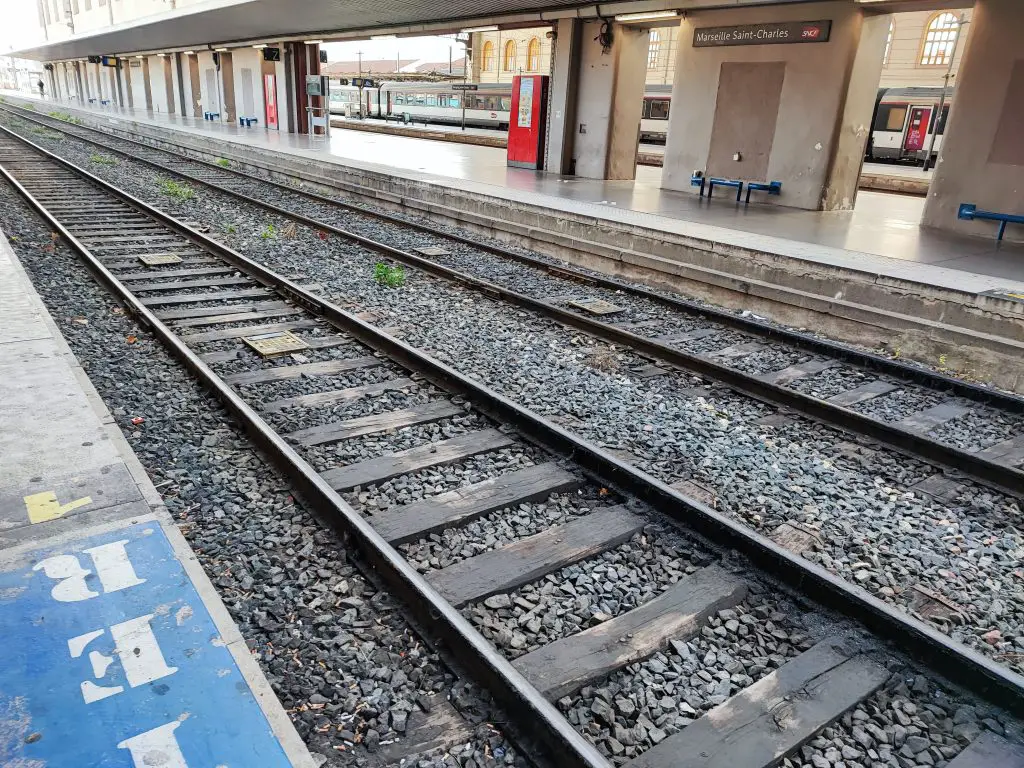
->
[903,107,931,153]
[365,89,372,116]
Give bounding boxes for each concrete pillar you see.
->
[545,18,581,175]
[662,2,887,210]
[544,19,648,179]
[922,0,1024,241]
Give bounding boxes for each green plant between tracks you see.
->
[373,262,406,288]
[158,178,195,202]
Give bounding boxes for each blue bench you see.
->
[238,117,258,127]
[745,180,782,204]
[100,99,110,106]
[958,203,1023,242]
[203,111,220,121]
[690,174,782,204]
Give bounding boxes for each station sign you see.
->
[451,83,479,91]
[101,56,119,68]
[693,19,832,47]
[350,77,376,88]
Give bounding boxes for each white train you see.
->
[865,86,953,164]
[330,80,673,141]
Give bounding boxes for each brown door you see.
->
[706,62,786,182]
[220,52,236,122]
[189,55,201,117]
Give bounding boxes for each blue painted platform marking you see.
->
[0,522,291,767]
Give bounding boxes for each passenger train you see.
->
[329,80,674,142]
[865,86,953,164]
[330,81,951,164]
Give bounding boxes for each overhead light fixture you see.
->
[214,47,229,52]
[252,43,267,48]
[157,52,167,57]
[370,34,397,40]
[461,25,498,33]
[614,10,679,21]
[183,50,195,55]
[135,54,144,59]
[303,39,324,45]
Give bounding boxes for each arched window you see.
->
[481,40,495,71]
[919,12,960,66]
[647,30,661,69]
[882,19,894,66]
[527,37,541,72]
[503,40,517,71]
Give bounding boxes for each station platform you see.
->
[0,230,313,766]
[3,92,1023,390]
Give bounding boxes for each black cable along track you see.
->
[2,102,1022,498]
[2,116,1024,768]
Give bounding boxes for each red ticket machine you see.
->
[507,74,548,169]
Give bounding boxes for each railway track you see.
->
[2,120,1023,767]
[2,102,1022,501]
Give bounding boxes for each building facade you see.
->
[471,10,969,90]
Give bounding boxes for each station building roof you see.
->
[17,0,970,61]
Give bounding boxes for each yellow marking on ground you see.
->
[24,492,93,524]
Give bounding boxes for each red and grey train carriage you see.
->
[865,86,954,165]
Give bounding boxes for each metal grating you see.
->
[138,254,184,266]
[566,297,624,316]
[242,330,310,357]
[415,246,451,257]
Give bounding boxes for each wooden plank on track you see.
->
[371,462,580,544]
[199,336,347,364]
[760,359,837,386]
[945,733,1024,768]
[322,429,515,492]
[224,356,380,386]
[287,401,464,446]
[369,697,474,767]
[513,565,747,700]
[129,275,253,292]
[976,435,1024,467]
[181,319,320,344]
[142,287,270,307]
[117,266,236,281]
[826,380,899,407]
[898,401,972,432]
[625,638,889,768]
[261,377,417,413]
[708,341,765,360]
[426,506,645,607]
[167,304,300,325]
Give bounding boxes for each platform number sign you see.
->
[0,523,290,767]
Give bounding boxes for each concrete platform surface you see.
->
[0,229,314,767]
[6,91,1023,295]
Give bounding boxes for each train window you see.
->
[450,96,460,108]
[486,96,499,110]
[438,95,448,107]
[394,94,405,105]
[414,94,426,106]
[874,104,907,131]
[426,95,437,106]
[649,100,670,120]
[500,97,511,110]
[929,104,951,135]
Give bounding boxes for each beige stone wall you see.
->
[471,25,678,86]
[878,8,972,89]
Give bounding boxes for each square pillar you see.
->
[662,2,887,210]
[922,0,1024,241]
[545,19,649,179]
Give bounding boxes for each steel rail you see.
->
[3,123,1024,715]
[3,106,1020,494]
[4,101,1022,415]
[0,125,609,768]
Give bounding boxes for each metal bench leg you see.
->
[736,183,743,203]
[700,177,707,197]
[745,186,752,204]
[708,181,715,199]
[998,220,1007,241]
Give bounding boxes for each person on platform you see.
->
[37,79,44,98]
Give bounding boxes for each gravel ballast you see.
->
[5,114,1024,679]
